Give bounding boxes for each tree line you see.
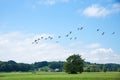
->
[84,62,120,72]
[0,60,120,72]
[0,60,64,72]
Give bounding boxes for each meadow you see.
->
[0,72,120,80]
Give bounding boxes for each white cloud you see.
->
[91,48,113,54]
[37,0,69,6]
[82,4,109,17]
[31,0,70,9]
[82,3,120,18]
[38,0,56,5]
[0,32,120,64]
[112,3,120,13]
[0,32,70,63]
[80,48,120,64]
[85,43,101,49]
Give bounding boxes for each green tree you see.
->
[89,65,100,72]
[7,60,18,71]
[34,61,48,69]
[40,66,50,72]
[103,65,107,72]
[64,54,84,74]
[49,61,63,72]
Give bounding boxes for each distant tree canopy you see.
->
[64,54,84,74]
[0,60,120,72]
[49,61,64,71]
[84,65,100,72]
[0,60,32,72]
[83,63,120,72]
[34,61,48,69]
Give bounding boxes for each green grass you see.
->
[0,72,120,80]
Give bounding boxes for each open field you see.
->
[0,72,120,80]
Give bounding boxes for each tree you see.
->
[89,65,100,72]
[49,61,63,72]
[18,63,32,72]
[40,66,50,72]
[64,54,84,74]
[34,61,48,69]
[103,65,107,72]
[7,60,18,71]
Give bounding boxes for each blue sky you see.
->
[0,0,120,63]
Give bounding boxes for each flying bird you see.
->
[45,38,47,40]
[77,27,83,30]
[80,27,83,30]
[48,36,53,40]
[35,42,38,44]
[102,32,105,35]
[50,37,53,40]
[74,37,77,40]
[112,32,115,35]
[41,36,44,39]
[97,29,100,31]
[56,41,59,43]
[65,34,69,37]
[34,40,37,42]
[58,36,61,38]
[32,39,38,44]
[38,38,40,40]
[69,31,72,34]
[70,37,72,40]
[48,36,51,38]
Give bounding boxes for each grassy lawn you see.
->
[0,72,120,80]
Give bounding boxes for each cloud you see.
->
[112,3,120,13]
[85,43,101,49]
[82,4,109,17]
[0,32,120,64]
[82,3,120,17]
[80,48,120,64]
[31,0,70,9]
[0,32,70,63]
[37,0,69,6]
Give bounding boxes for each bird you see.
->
[38,38,40,40]
[35,42,38,44]
[70,37,72,40]
[69,31,72,34]
[97,29,100,31]
[77,27,83,30]
[32,39,38,44]
[56,41,59,43]
[48,36,53,40]
[48,36,51,38]
[45,38,47,40]
[41,36,44,39]
[58,36,61,38]
[32,42,34,44]
[112,32,115,35]
[102,32,105,35]
[80,27,83,30]
[50,37,53,40]
[74,37,77,40]
[65,34,69,37]
[34,40,37,42]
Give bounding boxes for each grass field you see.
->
[0,72,120,80]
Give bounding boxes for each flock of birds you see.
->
[32,26,116,44]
